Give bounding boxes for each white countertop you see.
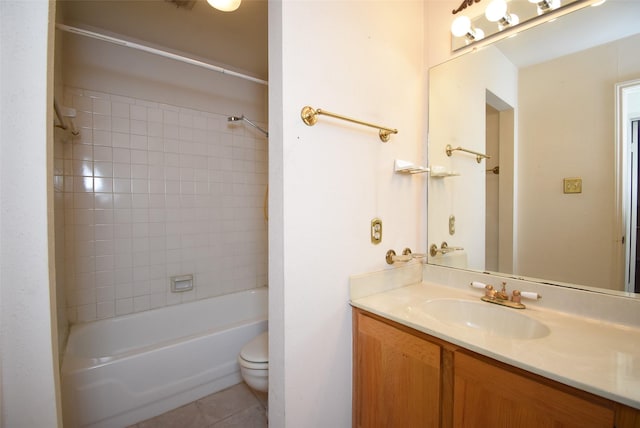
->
[350,278,640,410]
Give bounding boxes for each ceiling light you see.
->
[207,0,241,12]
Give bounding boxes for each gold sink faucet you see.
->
[470,281,541,310]
[495,282,509,300]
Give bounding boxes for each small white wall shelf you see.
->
[394,159,430,175]
[430,171,460,178]
[429,165,460,178]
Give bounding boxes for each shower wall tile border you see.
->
[56,87,268,324]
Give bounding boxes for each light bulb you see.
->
[498,13,519,30]
[451,15,472,37]
[485,0,507,22]
[529,0,561,14]
[207,0,241,12]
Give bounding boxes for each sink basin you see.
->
[413,298,550,340]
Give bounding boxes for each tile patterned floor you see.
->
[127,383,268,428]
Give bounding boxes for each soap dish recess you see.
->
[394,159,430,174]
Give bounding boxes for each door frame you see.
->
[616,79,640,293]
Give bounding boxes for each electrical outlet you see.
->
[449,215,456,235]
[371,218,382,244]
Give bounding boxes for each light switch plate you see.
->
[563,178,582,194]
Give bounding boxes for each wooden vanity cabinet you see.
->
[353,309,441,427]
[353,308,640,428]
[453,351,614,428]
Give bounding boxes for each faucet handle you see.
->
[485,284,496,298]
[470,281,488,290]
[520,291,542,300]
[470,281,496,298]
[511,290,541,304]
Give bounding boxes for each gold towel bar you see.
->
[445,144,490,163]
[300,106,398,142]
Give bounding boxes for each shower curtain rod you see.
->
[56,24,268,86]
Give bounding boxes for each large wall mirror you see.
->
[427,0,640,297]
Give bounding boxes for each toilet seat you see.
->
[238,331,269,393]
[240,331,268,363]
[238,358,268,370]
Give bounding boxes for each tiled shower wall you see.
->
[55,87,268,323]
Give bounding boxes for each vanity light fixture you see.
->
[485,0,520,30]
[451,15,485,43]
[207,0,241,12]
[528,0,561,15]
[450,0,592,52]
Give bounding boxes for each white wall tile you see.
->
[113,163,131,178]
[149,293,165,309]
[112,131,130,148]
[130,105,146,121]
[96,285,115,303]
[77,304,97,322]
[112,117,130,134]
[113,178,131,193]
[97,301,115,319]
[93,161,113,178]
[131,120,147,136]
[131,135,147,150]
[147,107,162,123]
[95,271,114,287]
[93,146,113,161]
[94,177,113,193]
[93,114,112,131]
[94,224,114,240]
[92,98,111,115]
[115,284,133,299]
[115,298,133,316]
[93,130,112,147]
[62,87,267,323]
[111,102,130,118]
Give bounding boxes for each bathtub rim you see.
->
[62,287,268,373]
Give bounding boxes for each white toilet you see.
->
[238,331,268,392]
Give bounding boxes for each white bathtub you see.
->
[61,287,268,428]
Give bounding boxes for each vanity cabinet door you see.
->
[615,403,640,428]
[354,311,441,428]
[453,351,615,428]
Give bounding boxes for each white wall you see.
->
[517,33,640,289]
[0,1,62,426]
[269,1,426,426]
